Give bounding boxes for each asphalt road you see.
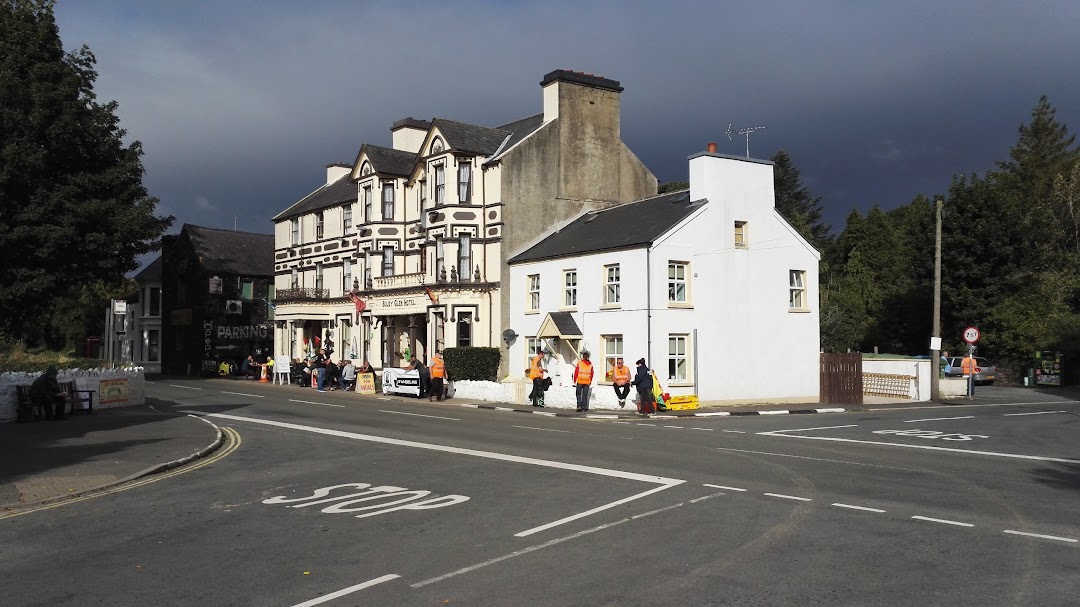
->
[3,381,1078,606]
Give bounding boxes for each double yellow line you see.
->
[0,427,242,520]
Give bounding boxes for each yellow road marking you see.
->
[0,427,241,520]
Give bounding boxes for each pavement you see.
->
[1,378,1071,509]
[0,403,222,510]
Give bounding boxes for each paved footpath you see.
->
[0,404,221,509]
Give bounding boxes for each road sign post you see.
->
[962,327,980,399]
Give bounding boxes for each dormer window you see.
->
[458,160,472,203]
[434,164,445,205]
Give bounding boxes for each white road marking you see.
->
[764,492,812,502]
[868,400,1079,412]
[532,411,556,417]
[411,497,701,588]
[288,399,346,408]
[663,425,683,429]
[459,404,479,408]
[379,410,458,421]
[1002,410,1067,417]
[722,430,746,434]
[168,384,203,390]
[760,429,1080,464]
[637,423,655,426]
[912,515,973,527]
[716,447,917,471]
[1003,530,1078,543]
[695,412,731,417]
[703,483,746,492]
[612,421,631,425]
[815,407,846,413]
[494,407,514,412]
[290,574,400,606]
[200,413,684,536]
[766,424,860,433]
[220,391,265,398]
[903,416,974,423]
[690,427,714,431]
[832,503,886,513]
[377,397,391,401]
[586,414,619,419]
[512,425,572,434]
[759,410,790,415]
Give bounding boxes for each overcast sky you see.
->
[53,0,1080,250]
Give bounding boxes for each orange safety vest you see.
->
[575,360,594,384]
[430,355,446,378]
[961,357,977,375]
[612,364,631,385]
[529,354,544,379]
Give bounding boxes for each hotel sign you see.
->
[370,296,428,316]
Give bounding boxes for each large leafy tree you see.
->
[0,0,172,346]
[771,149,831,249]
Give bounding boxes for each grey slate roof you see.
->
[272,174,358,222]
[490,113,545,160]
[508,190,705,264]
[132,255,162,282]
[361,144,416,177]
[432,118,511,156]
[184,225,274,277]
[547,312,582,337]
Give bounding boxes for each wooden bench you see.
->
[15,385,42,421]
[62,381,95,414]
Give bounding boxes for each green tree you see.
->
[658,180,689,194]
[0,0,172,347]
[996,95,1078,209]
[771,149,831,248]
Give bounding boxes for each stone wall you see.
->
[0,368,146,422]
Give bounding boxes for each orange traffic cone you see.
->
[259,364,269,383]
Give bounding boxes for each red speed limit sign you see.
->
[963,326,980,344]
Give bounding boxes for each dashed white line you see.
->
[764,492,812,502]
[703,483,746,492]
[220,391,265,398]
[1002,410,1067,417]
[912,516,973,528]
[690,427,714,431]
[832,503,885,513]
[904,416,975,423]
[512,425,572,433]
[288,399,345,408]
[663,425,683,429]
[612,421,631,425]
[1003,530,1078,543]
[636,423,654,426]
[377,397,391,401]
[379,410,458,421]
[586,414,619,419]
[168,384,203,390]
[716,447,917,471]
[290,574,400,606]
[722,430,745,434]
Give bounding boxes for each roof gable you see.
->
[509,191,706,264]
[351,144,416,181]
[430,118,510,156]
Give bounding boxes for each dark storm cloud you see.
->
[54,1,1080,242]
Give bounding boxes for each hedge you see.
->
[443,347,500,381]
[0,355,114,373]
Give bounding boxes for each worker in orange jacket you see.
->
[961,353,978,396]
[429,351,447,402]
[611,358,632,408]
[573,351,594,412]
[527,346,547,407]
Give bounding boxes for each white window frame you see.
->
[147,329,161,363]
[434,164,445,205]
[291,268,299,289]
[436,239,445,280]
[382,246,394,277]
[458,235,471,281]
[342,259,352,293]
[563,270,577,308]
[525,337,542,375]
[668,262,688,303]
[363,186,373,222]
[604,264,621,305]
[458,160,472,203]
[602,335,623,384]
[528,274,540,311]
[668,334,688,383]
[734,221,748,249]
[382,182,395,220]
[315,263,324,290]
[315,211,324,239]
[789,270,807,310]
[290,218,300,246]
[343,205,352,233]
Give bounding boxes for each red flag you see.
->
[425,287,439,304]
[351,292,366,314]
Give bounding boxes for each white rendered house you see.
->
[507,151,821,408]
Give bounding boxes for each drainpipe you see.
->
[646,247,652,368]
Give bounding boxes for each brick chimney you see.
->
[707,142,717,153]
[541,69,624,123]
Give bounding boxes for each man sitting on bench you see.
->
[30,365,67,421]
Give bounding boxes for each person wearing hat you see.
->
[28,365,67,422]
[572,351,595,412]
[632,358,655,416]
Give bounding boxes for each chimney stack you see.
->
[707,142,717,153]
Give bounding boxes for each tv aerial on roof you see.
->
[726,123,767,158]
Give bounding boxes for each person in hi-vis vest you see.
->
[961,353,978,396]
[527,347,547,407]
[573,351,595,412]
[429,351,447,402]
[611,358,632,408]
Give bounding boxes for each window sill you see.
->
[559,307,577,313]
[599,303,622,310]
[525,310,540,315]
[667,381,693,387]
[788,308,812,314]
[667,302,694,309]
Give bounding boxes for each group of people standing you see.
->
[292,348,372,392]
[527,348,666,415]
[404,351,449,401]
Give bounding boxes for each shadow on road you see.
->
[1031,463,1080,492]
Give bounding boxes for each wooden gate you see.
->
[820,353,863,405]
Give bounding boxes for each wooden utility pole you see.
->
[930,197,943,401]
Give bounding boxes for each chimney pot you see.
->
[707,142,717,153]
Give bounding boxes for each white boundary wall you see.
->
[862,358,931,401]
[0,368,146,422]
